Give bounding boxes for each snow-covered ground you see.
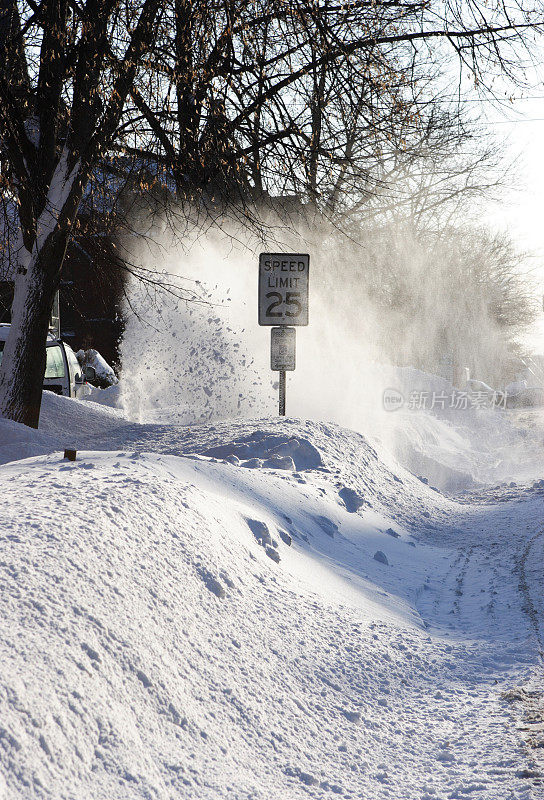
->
[0,393,543,799]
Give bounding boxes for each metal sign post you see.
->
[259,253,308,416]
[279,370,286,416]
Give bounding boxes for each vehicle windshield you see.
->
[0,341,65,379]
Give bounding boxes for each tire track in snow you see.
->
[414,504,544,796]
[517,530,544,656]
[510,528,544,792]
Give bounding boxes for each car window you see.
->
[45,345,65,378]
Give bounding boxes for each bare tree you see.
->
[0,0,162,426]
[117,0,543,208]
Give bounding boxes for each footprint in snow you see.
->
[338,486,365,513]
[246,519,272,546]
[136,669,152,689]
[265,547,280,563]
[245,519,282,563]
[81,642,101,662]
[342,710,362,723]
[278,530,292,546]
[312,515,338,538]
[198,568,226,599]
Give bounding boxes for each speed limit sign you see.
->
[258,253,309,325]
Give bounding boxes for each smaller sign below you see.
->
[271,326,296,371]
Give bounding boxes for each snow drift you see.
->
[0,397,542,798]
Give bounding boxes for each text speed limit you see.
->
[258,253,309,326]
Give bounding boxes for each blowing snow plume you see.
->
[117,217,384,428]
[118,229,273,424]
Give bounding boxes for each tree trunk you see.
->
[0,227,69,428]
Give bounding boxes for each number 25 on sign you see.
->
[258,253,309,326]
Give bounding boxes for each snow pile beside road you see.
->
[84,415,454,535]
[0,408,542,799]
[84,383,123,409]
[389,398,544,493]
[38,391,129,442]
[0,392,129,465]
[113,307,544,492]
[0,416,59,465]
[3,357,542,494]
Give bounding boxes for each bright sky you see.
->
[478,93,544,350]
[487,104,544,256]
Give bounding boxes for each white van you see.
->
[0,324,93,399]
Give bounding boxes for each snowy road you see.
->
[0,396,543,798]
[415,491,544,799]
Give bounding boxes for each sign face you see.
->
[271,326,296,371]
[259,253,309,326]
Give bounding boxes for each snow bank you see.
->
[83,384,123,409]
[38,391,128,442]
[0,401,542,798]
[115,231,544,492]
[4,354,543,495]
[0,416,59,466]
[0,392,129,466]
[355,365,544,492]
[0,445,538,800]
